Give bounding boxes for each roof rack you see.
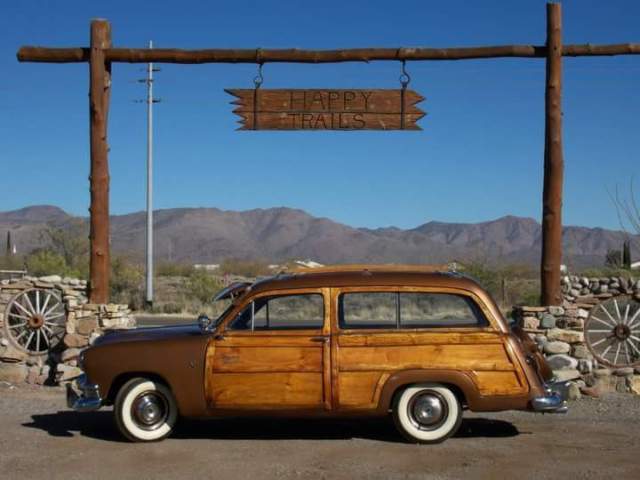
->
[290,263,457,274]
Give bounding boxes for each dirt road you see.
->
[1,384,638,479]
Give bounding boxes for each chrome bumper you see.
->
[531,379,569,413]
[66,374,103,412]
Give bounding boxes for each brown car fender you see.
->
[376,369,531,413]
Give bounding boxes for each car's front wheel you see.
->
[114,377,178,442]
[392,383,462,444]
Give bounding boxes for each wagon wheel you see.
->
[3,288,66,354]
[585,295,640,368]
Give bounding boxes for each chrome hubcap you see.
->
[132,392,168,431]
[408,391,447,430]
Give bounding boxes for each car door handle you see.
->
[310,336,329,343]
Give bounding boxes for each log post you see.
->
[541,3,564,306]
[89,20,111,303]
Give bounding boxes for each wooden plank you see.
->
[228,89,424,114]
[227,89,425,131]
[541,3,564,306]
[337,344,515,372]
[88,19,111,304]
[338,331,502,347]
[234,111,424,130]
[338,371,385,407]
[207,372,324,407]
[211,346,322,373]
[472,371,524,396]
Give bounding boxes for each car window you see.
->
[229,293,324,330]
[399,292,487,327]
[339,292,397,329]
[339,292,487,329]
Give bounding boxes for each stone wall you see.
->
[0,275,134,385]
[514,274,640,399]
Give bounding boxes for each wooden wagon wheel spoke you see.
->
[40,293,52,317]
[585,295,640,368]
[590,315,616,328]
[3,288,67,355]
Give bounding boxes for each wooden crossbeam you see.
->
[17,43,640,64]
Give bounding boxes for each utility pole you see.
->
[139,41,160,307]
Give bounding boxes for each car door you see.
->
[205,288,332,411]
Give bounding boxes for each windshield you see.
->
[209,282,251,326]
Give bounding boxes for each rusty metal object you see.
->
[227,89,425,130]
[4,288,66,354]
[88,20,111,304]
[540,3,564,306]
[585,296,640,368]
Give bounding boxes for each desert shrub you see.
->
[156,262,195,277]
[25,250,68,277]
[162,302,183,314]
[187,269,223,304]
[43,222,89,278]
[220,258,269,278]
[110,256,144,310]
[0,253,24,271]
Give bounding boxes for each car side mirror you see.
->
[197,314,213,332]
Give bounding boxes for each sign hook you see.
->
[254,49,264,89]
[399,60,410,90]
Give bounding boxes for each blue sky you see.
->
[1,0,639,230]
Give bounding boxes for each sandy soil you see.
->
[1,384,638,480]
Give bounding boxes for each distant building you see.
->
[193,264,220,271]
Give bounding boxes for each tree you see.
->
[605,249,622,268]
[42,220,90,278]
[5,231,11,258]
[623,240,632,269]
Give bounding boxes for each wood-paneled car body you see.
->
[68,266,568,443]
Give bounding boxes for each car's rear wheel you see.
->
[392,383,462,444]
[114,377,177,442]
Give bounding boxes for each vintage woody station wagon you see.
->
[68,265,568,443]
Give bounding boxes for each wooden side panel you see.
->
[338,343,513,372]
[473,371,524,395]
[209,372,323,407]
[339,331,502,347]
[338,372,381,406]
[336,331,528,409]
[212,346,321,373]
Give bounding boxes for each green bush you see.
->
[187,270,223,304]
[110,256,144,310]
[25,250,68,277]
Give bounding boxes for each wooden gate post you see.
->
[541,3,564,306]
[88,19,111,303]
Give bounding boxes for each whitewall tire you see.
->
[392,383,462,444]
[114,377,178,442]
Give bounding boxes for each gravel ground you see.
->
[0,383,639,480]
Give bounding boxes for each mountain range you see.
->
[0,205,637,268]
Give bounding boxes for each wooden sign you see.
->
[226,89,425,131]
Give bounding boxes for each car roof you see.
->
[248,268,487,297]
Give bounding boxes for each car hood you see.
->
[92,324,203,346]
